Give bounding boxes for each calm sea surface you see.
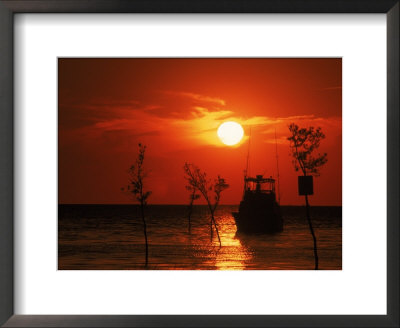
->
[58,205,342,270]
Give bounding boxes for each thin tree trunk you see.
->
[305,195,318,270]
[210,216,213,240]
[140,202,148,267]
[212,215,221,247]
[187,200,193,234]
[210,209,221,247]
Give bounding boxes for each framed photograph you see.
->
[0,1,398,327]
[57,57,342,271]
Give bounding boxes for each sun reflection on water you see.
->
[213,214,252,270]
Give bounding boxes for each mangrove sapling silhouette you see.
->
[288,123,328,270]
[123,143,152,267]
[185,184,200,234]
[183,163,229,247]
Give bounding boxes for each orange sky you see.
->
[58,58,342,206]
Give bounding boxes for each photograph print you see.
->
[58,58,342,270]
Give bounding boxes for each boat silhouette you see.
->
[233,174,283,234]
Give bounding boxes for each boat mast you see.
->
[245,126,251,176]
[274,128,281,204]
[244,126,251,195]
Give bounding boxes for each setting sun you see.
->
[217,121,244,146]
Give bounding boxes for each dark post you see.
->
[288,123,327,270]
[305,194,318,270]
[298,175,318,270]
[140,200,148,267]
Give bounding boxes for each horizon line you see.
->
[59,203,342,207]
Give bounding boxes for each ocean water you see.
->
[58,205,342,270]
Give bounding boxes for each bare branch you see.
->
[123,143,151,267]
[287,123,328,176]
[183,163,229,247]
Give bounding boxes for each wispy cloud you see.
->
[60,91,341,153]
[162,91,226,107]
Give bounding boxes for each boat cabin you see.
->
[244,175,276,195]
[234,173,283,233]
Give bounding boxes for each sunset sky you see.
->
[58,58,341,206]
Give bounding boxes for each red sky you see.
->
[58,58,341,206]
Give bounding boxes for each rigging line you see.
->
[245,126,252,178]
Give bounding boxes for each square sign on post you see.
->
[298,176,313,195]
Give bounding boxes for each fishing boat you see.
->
[233,174,283,234]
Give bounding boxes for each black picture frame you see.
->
[0,1,398,327]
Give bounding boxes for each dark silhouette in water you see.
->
[183,163,229,247]
[233,174,283,234]
[232,125,282,234]
[288,123,328,270]
[124,143,151,267]
[185,181,200,234]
